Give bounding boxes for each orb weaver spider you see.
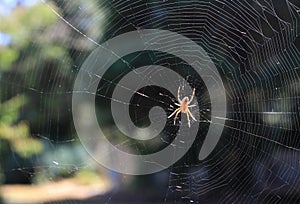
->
[168,86,197,127]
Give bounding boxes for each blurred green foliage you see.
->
[0,47,18,71]
[0,3,58,70]
[0,3,58,44]
[0,0,107,185]
[0,2,61,183]
[0,95,43,158]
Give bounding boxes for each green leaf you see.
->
[0,48,19,70]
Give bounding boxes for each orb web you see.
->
[1,0,299,203]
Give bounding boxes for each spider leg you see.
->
[188,109,197,121]
[168,108,180,119]
[174,109,181,125]
[186,110,191,128]
[188,88,196,104]
[188,104,197,108]
[175,103,181,106]
[177,86,182,103]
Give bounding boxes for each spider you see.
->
[168,86,197,127]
